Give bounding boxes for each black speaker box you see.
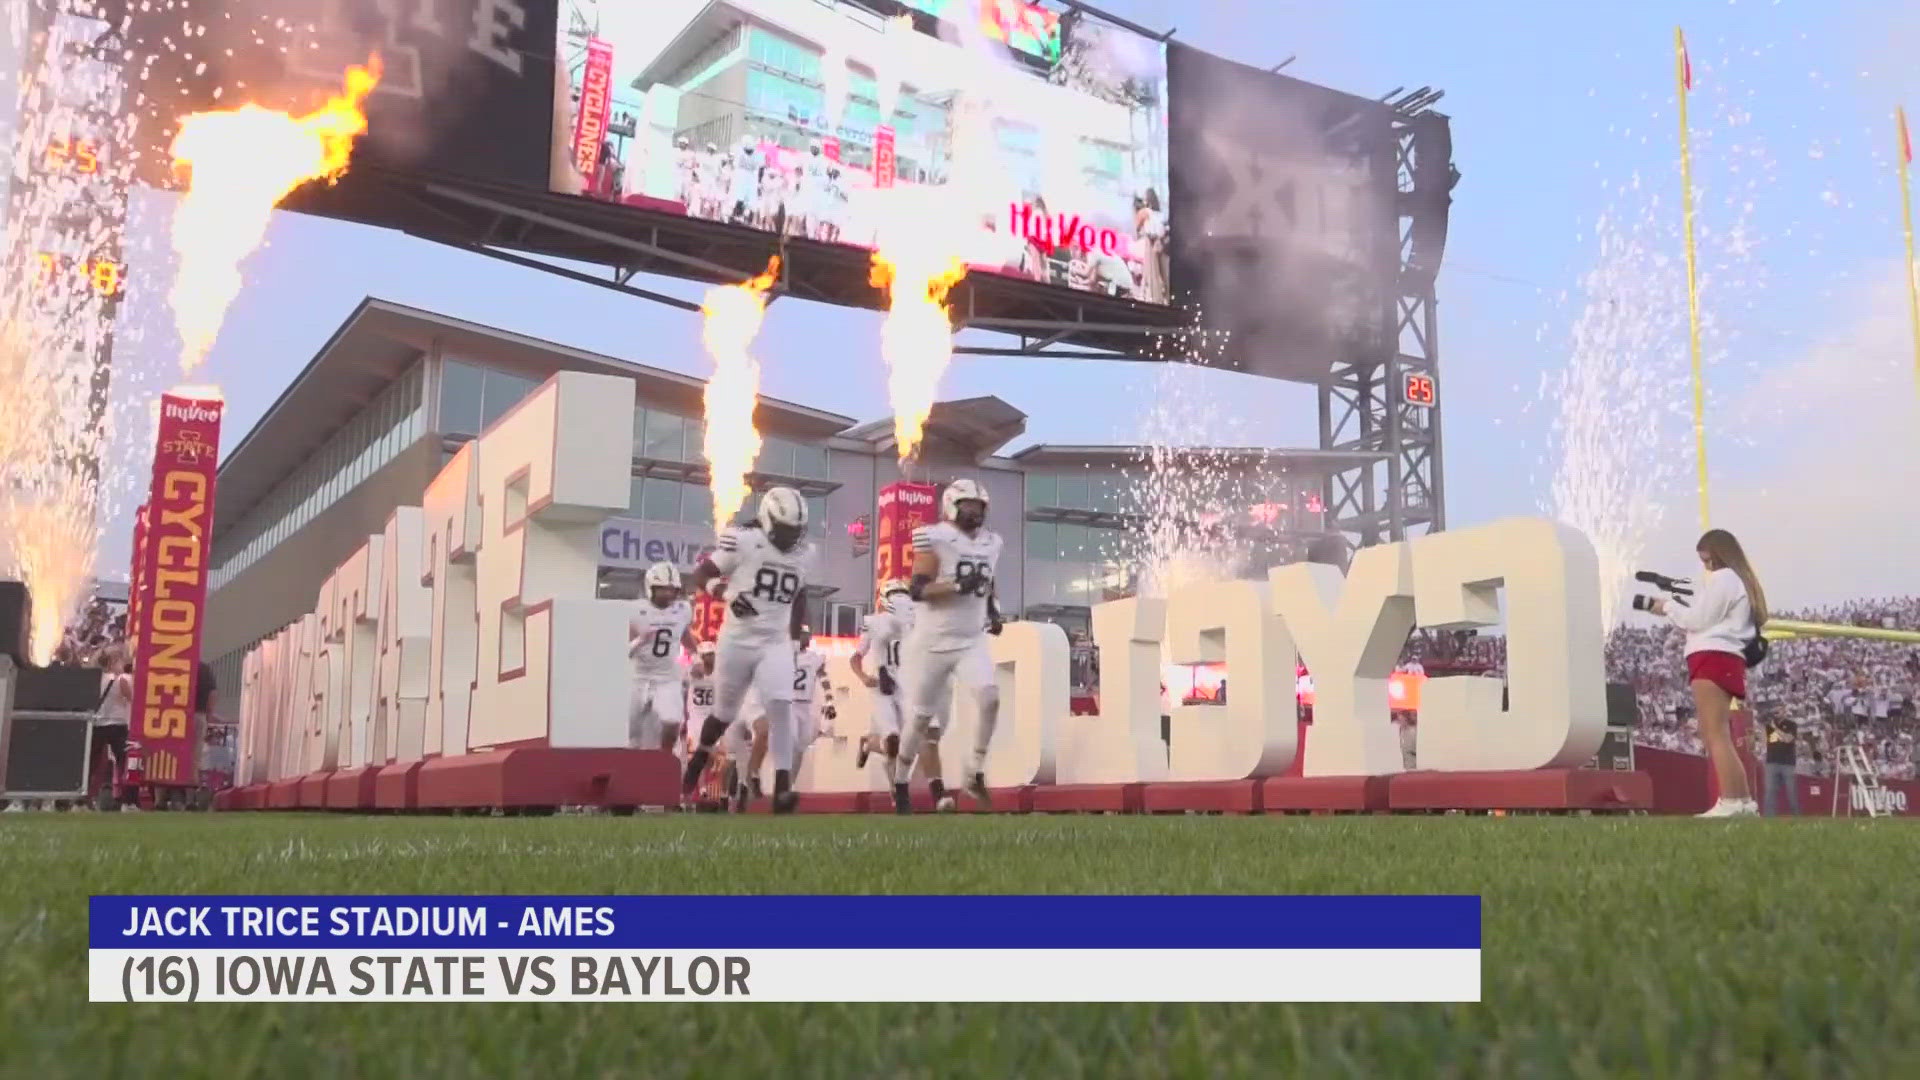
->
[0,581,29,665]
[1605,682,1640,729]
[15,665,105,713]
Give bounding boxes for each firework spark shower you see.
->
[1541,46,1774,628]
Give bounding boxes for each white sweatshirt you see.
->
[1665,566,1754,657]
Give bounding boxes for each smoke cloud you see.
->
[1163,46,1399,381]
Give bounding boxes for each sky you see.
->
[5,0,1920,609]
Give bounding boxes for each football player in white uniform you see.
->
[629,562,698,752]
[728,685,768,813]
[789,625,835,778]
[851,579,914,774]
[685,640,717,761]
[682,487,813,813]
[894,478,1006,813]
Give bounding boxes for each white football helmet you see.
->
[757,486,808,550]
[644,561,679,595]
[882,579,913,616]
[757,486,807,530]
[941,477,989,526]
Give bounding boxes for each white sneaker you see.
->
[1696,798,1758,818]
[935,795,957,813]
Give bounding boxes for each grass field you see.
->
[1,813,1915,1079]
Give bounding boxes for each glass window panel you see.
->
[792,443,829,479]
[759,437,795,476]
[439,360,484,436]
[628,475,646,515]
[1057,523,1087,561]
[805,495,827,532]
[644,412,685,461]
[687,420,707,463]
[1026,520,1055,560]
[1026,472,1056,508]
[481,371,535,431]
[682,485,714,530]
[1055,474,1088,510]
[640,478,681,523]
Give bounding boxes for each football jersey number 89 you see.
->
[954,558,992,596]
[752,568,801,604]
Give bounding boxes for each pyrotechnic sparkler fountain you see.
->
[1,1,141,662]
[1541,51,1770,629]
[1108,363,1282,599]
[2,0,382,660]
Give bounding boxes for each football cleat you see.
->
[965,772,991,810]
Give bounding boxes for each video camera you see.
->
[1628,570,1692,614]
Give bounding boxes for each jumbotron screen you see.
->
[552,0,1175,305]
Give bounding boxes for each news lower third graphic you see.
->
[89,895,1482,1003]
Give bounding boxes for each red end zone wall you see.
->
[1636,745,1917,816]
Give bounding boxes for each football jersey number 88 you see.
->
[954,558,993,596]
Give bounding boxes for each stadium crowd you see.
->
[1411,598,1919,780]
[49,596,123,667]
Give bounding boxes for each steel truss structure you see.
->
[283,34,1451,557]
[325,144,1448,550]
[1320,98,1451,548]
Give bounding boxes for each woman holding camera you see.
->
[1648,529,1769,817]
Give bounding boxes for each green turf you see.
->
[1,813,1915,1078]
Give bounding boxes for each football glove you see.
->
[729,594,758,619]
[877,668,896,696]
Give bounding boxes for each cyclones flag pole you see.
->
[572,37,615,196]
[1675,26,1709,531]
[1898,105,1919,403]
[125,391,224,788]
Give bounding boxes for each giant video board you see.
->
[553,0,1175,305]
[1164,45,1401,382]
[113,1,1418,381]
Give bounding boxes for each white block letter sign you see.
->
[1269,544,1415,777]
[1411,519,1606,771]
[469,371,635,749]
[1165,578,1298,781]
[422,443,481,758]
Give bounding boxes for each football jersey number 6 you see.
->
[650,628,674,658]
